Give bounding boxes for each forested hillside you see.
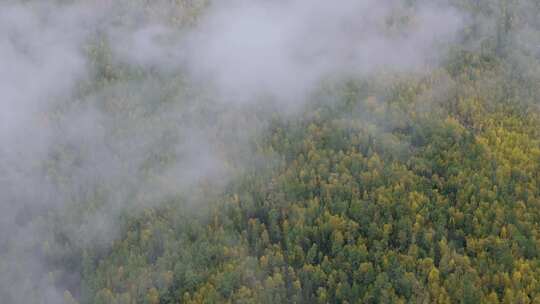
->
[2,0,540,303]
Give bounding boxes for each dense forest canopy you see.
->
[1,0,540,303]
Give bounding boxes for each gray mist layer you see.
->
[115,0,464,105]
[0,0,469,303]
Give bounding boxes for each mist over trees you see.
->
[1,0,540,303]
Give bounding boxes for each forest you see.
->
[1,0,540,303]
